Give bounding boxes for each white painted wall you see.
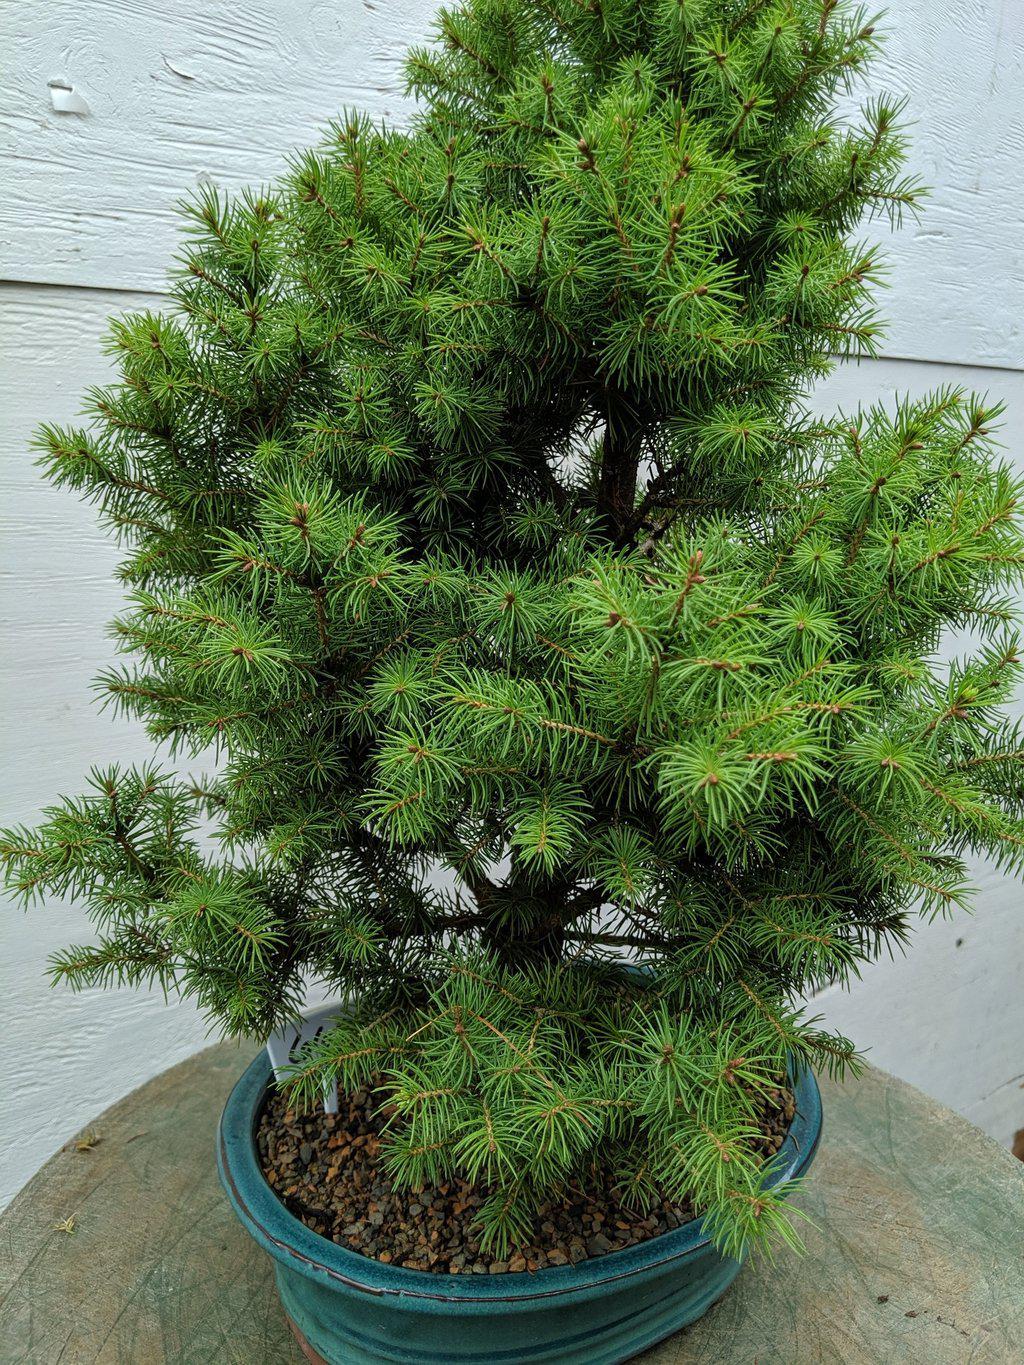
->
[0,282,218,1210]
[810,359,1024,1149]
[2,0,1023,1207]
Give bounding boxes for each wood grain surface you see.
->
[1,1044,1022,1364]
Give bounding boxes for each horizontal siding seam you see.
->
[2,275,1021,377]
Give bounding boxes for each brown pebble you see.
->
[256,1075,794,1277]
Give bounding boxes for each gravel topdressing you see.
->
[256,1080,796,1275]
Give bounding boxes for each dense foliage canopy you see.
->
[5,0,1023,1255]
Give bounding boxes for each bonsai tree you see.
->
[5,0,1023,1258]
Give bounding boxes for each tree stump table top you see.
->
[1,1044,1022,1364]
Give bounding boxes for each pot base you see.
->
[286,1313,330,1365]
[275,1255,742,1365]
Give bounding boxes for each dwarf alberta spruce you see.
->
[4,0,1024,1259]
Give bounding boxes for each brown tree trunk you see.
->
[596,391,645,544]
[475,867,576,968]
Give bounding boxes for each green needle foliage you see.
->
[4,0,1024,1258]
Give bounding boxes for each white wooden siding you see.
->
[810,357,1024,1151]
[3,0,1022,366]
[1,0,1022,1208]
[0,282,219,1209]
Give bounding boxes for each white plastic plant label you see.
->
[265,1001,341,1114]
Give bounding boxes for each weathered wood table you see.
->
[1,1044,1022,1364]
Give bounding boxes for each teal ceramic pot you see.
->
[217,1052,821,1364]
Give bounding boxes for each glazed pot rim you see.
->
[217,1047,822,1304]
